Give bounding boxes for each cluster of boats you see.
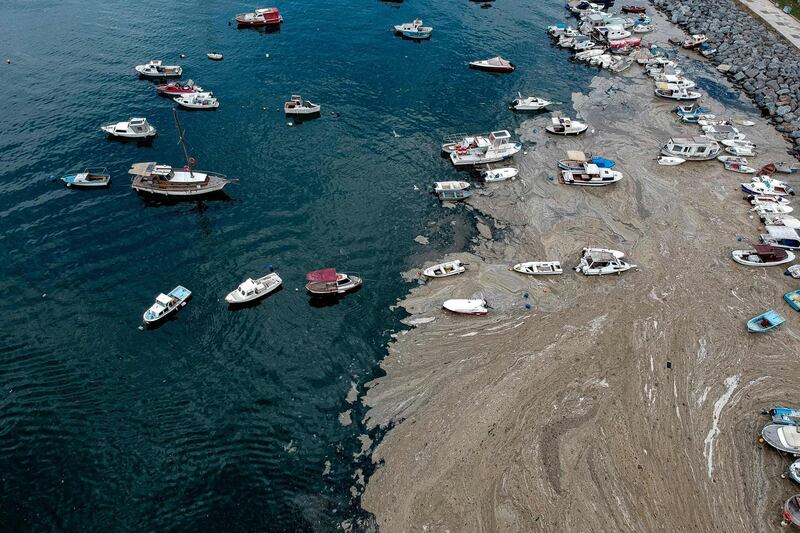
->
[757,407,800,527]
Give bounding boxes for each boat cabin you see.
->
[148,294,175,318]
[584,251,620,269]
[127,118,150,132]
[663,136,720,159]
[488,130,511,147]
[255,6,282,22]
[593,24,630,42]
[236,278,265,298]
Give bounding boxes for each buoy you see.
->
[265,53,270,58]
[295,288,299,291]
[5,59,10,64]
[227,21,231,26]
[523,293,529,299]
[180,54,186,58]
[42,293,47,298]
[525,304,531,309]
[736,236,743,241]
[548,175,555,181]
[268,264,274,271]
[138,325,144,331]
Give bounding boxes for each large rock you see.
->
[777,105,793,116]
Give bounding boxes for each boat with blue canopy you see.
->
[746,309,785,333]
[768,407,800,425]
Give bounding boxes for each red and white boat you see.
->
[608,37,641,49]
[305,268,361,296]
[235,7,283,27]
[469,56,515,73]
[156,80,203,97]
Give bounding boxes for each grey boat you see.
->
[783,495,800,527]
[761,423,800,455]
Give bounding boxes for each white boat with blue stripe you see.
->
[143,285,191,326]
[394,19,432,40]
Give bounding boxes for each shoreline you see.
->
[360,5,800,531]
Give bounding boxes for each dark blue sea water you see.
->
[0,1,591,530]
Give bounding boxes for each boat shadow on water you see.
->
[136,190,233,207]
[307,285,362,308]
[104,135,155,148]
[227,285,284,311]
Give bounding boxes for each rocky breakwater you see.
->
[651,0,800,155]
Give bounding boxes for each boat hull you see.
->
[469,62,515,73]
[131,172,229,197]
[225,274,282,305]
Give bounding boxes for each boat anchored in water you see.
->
[443,299,488,315]
[433,181,470,193]
[135,60,182,78]
[129,110,231,197]
[225,273,282,305]
[661,136,721,160]
[175,92,219,110]
[509,93,554,111]
[512,261,563,275]
[560,163,623,186]
[437,189,473,202]
[305,268,361,296]
[143,285,191,326]
[284,95,321,115]
[481,167,518,182]
[61,167,111,188]
[156,80,204,97]
[393,19,432,39]
[207,52,223,61]
[731,245,795,267]
[235,7,283,27]
[469,56,515,73]
[559,151,616,171]
[449,130,522,166]
[545,116,588,135]
[101,117,157,140]
[762,423,800,453]
[575,248,636,276]
[654,83,702,100]
[423,260,466,278]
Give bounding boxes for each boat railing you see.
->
[442,132,490,144]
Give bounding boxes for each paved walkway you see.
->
[739,0,800,49]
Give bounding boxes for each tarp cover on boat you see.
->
[591,157,615,168]
[566,150,587,162]
[306,268,337,282]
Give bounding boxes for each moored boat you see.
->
[787,460,800,484]
[61,167,111,188]
[787,265,800,278]
[722,160,755,174]
[785,289,800,312]
[481,167,518,182]
[741,176,794,196]
[747,310,785,333]
[621,5,646,13]
[761,226,800,250]
[469,56,515,73]
[509,93,554,111]
[135,60,182,78]
[761,423,800,454]
[731,245,794,267]
[393,19,432,39]
[174,92,219,110]
[761,214,800,228]
[143,285,191,326]
[284,95,320,115]
[768,407,800,425]
[545,116,588,135]
[682,33,708,49]
[156,80,203,96]
[305,268,361,295]
[559,151,616,171]
[512,261,563,275]
[236,7,283,27]
[654,83,702,100]
[748,195,791,207]
[423,260,466,278]
[560,163,623,186]
[449,130,522,166]
[725,144,756,157]
[657,156,685,166]
[661,136,721,160]
[100,117,157,139]
[207,52,223,61]
[438,189,472,201]
[433,181,470,192]
[225,273,282,305]
[753,204,793,216]
[783,495,800,528]
[575,247,635,276]
[442,299,488,315]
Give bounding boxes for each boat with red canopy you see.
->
[305,268,362,295]
[235,7,283,28]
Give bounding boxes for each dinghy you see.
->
[284,95,320,115]
[433,181,470,193]
[481,167,518,182]
[438,189,472,201]
[785,289,800,312]
[657,156,685,166]
[575,248,635,276]
[783,495,800,528]
[731,245,794,267]
[560,164,623,186]
[175,92,219,110]
[143,285,191,326]
[60,167,111,188]
[718,155,748,165]
[545,117,588,135]
[225,273,282,305]
[512,261,563,275]
[747,310,785,333]
[135,60,182,78]
[509,93,553,111]
[423,260,466,278]
[768,407,800,425]
[730,118,755,126]
[761,423,800,454]
[723,160,755,174]
[741,176,794,196]
[469,56,515,73]
[787,265,800,279]
[621,5,646,13]
[442,299,488,315]
[207,52,223,61]
[100,117,157,139]
[305,268,361,296]
[748,195,791,207]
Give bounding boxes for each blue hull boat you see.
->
[674,105,710,117]
[784,289,800,311]
[747,309,785,333]
[768,407,800,425]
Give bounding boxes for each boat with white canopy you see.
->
[225,273,282,305]
[449,130,522,166]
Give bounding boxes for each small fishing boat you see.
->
[469,56,515,73]
[730,117,755,127]
[207,52,223,61]
[785,289,800,311]
[661,137,721,160]
[761,423,800,454]
[558,151,615,171]
[575,248,635,276]
[748,195,791,207]
[761,214,800,229]
[782,495,800,528]
[741,176,795,196]
[621,5,646,13]
[143,285,191,326]
[701,125,745,142]
[682,34,708,49]
[747,310,785,333]
[235,7,283,27]
[653,73,696,89]
[61,167,111,188]
[699,43,717,57]
[547,23,574,37]
[574,49,606,62]
[135,60,182,78]
[174,92,219,110]
[225,273,282,305]
[156,80,203,96]
[721,138,756,149]
[787,265,800,278]
[632,24,654,33]
[681,113,716,124]
[718,155,747,165]
[787,460,800,484]
[760,163,777,176]
[768,407,800,425]
[722,160,755,174]
[433,181,470,193]
[657,156,685,166]
[442,299,488,315]
[673,104,710,116]
[654,83,702,100]
[725,144,756,157]
[545,116,588,135]
[423,260,466,278]
[481,167,518,182]
[509,93,553,111]
[100,117,157,139]
[512,261,563,275]
[761,226,800,250]
[438,189,472,201]
[753,204,793,216]
[393,19,432,40]
[731,245,794,267]
[284,95,320,115]
[305,268,361,295]
[449,130,522,166]
[560,164,623,186]
[775,161,800,174]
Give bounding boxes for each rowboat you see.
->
[747,310,785,333]
[657,156,685,166]
[143,285,191,326]
[722,160,755,174]
[433,181,470,193]
[61,167,111,188]
[481,167,518,182]
[225,273,282,305]
[469,56,515,73]
[731,245,795,267]
[305,268,361,295]
[512,261,563,275]
[438,189,472,201]
[442,299,488,315]
[423,260,466,278]
[622,5,646,13]
[785,289,800,311]
[207,52,224,61]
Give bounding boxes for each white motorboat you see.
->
[207,52,224,61]
[574,48,606,62]
[60,167,111,188]
[547,24,576,37]
[787,264,800,278]
[721,138,756,148]
[731,245,795,267]
[175,92,218,110]
[560,164,623,186]
[654,83,702,100]
[722,160,755,174]
[393,19,433,40]
[468,56,515,73]
[697,118,729,127]
[701,125,745,141]
[741,176,794,196]
[135,60,182,78]
[509,93,553,111]
[481,167,518,182]
[718,155,748,165]
[143,285,191,326]
[100,117,157,139]
[442,299,488,315]
[730,118,755,127]
[632,24,654,33]
[545,117,588,135]
[657,156,685,166]
[761,214,800,228]
[575,247,635,276]
[683,33,708,49]
[284,95,321,115]
[225,273,282,304]
[449,130,522,166]
[433,181,470,193]
[753,204,794,216]
[653,73,696,89]
[305,269,362,295]
[423,260,466,278]
[749,195,791,208]
[661,137,721,160]
[512,261,563,275]
[442,133,481,154]
[725,145,756,157]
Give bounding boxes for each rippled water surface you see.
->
[0,1,591,530]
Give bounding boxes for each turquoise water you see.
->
[0,1,591,530]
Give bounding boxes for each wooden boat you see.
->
[622,5,646,13]
[135,60,182,78]
[305,268,361,295]
[512,261,563,275]
[509,93,553,111]
[761,423,800,453]
[438,189,472,201]
[393,19,432,40]
[782,495,800,528]
[747,310,785,333]
[284,95,320,115]
[768,407,800,425]
[175,92,219,110]
[785,289,800,312]
[722,160,755,174]
[787,265,800,278]
[560,164,623,186]
[423,260,466,278]
[236,7,282,27]
[481,167,518,182]
[225,273,282,305]
[101,117,157,139]
[575,248,635,276]
[545,117,588,135]
[61,167,111,188]
[442,299,488,315]
[682,34,708,49]
[469,56,515,73]
[130,110,231,197]
[156,80,203,96]
[433,181,470,193]
[731,245,794,267]
[143,285,191,326]
[657,156,685,166]
[207,52,224,61]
